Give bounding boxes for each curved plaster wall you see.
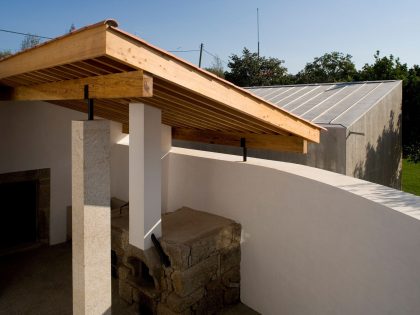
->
[165,148,420,315]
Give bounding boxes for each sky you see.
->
[1,0,420,74]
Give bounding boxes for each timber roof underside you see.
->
[0,20,322,153]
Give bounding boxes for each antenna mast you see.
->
[257,8,260,58]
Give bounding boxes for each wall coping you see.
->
[170,147,420,220]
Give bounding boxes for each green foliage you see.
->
[358,51,419,157]
[205,55,225,79]
[357,51,408,81]
[406,142,420,163]
[20,34,41,51]
[295,51,357,83]
[224,48,289,87]
[402,159,420,196]
[0,50,12,60]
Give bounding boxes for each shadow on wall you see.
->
[353,111,402,189]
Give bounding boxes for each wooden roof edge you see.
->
[0,20,117,64]
[107,25,326,133]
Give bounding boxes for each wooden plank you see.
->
[9,71,153,101]
[0,23,109,79]
[172,128,308,153]
[106,29,321,143]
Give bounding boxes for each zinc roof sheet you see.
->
[246,81,400,128]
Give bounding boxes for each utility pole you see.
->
[198,43,204,68]
[257,8,260,58]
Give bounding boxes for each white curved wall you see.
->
[165,148,420,315]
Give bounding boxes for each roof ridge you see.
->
[245,80,400,89]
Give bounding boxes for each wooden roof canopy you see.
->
[0,20,322,153]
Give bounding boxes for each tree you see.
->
[0,50,12,60]
[20,34,41,51]
[205,55,225,78]
[357,51,408,81]
[402,64,420,162]
[224,48,289,87]
[295,51,357,83]
[357,51,420,160]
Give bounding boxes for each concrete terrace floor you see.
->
[0,243,258,315]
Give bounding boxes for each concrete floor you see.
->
[0,243,258,314]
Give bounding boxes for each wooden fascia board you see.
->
[105,28,321,143]
[8,70,152,101]
[0,24,108,80]
[172,128,308,154]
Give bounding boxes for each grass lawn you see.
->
[402,159,420,196]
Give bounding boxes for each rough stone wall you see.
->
[111,207,241,315]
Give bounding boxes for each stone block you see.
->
[157,303,191,315]
[118,265,131,280]
[133,287,158,313]
[222,267,240,288]
[193,281,224,314]
[119,279,133,304]
[232,223,242,244]
[171,255,218,297]
[111,228,124,251]
[189,224,236,266]
[145,246,163,281]
[220,245,241,274]
[166,288,204,313]
[161,241,191,271]
[224,287,240,305]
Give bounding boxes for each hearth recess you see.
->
[111,204,241,314]
[0,169,50,254]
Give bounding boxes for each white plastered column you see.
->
[72,120,111,315]
[129,103,162,250]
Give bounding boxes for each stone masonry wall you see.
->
[111,207,241,315]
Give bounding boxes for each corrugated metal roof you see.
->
[246,81,401,128]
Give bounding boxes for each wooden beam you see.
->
[0,23,109,80]
[105,28,321,143]
[9,71,152,101]
[172,128,308,153]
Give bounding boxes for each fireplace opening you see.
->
[0,180,38,252]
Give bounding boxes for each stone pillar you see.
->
[72,120,111,315]
[129,103,162,250]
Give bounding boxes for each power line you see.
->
[0,27,230,66]
[203,48,228,65]
[0,28,52,40]
[168,49,200,52]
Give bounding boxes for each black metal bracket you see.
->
[240,137,247,162]
[84,84,94,120]
[151,233,171,267]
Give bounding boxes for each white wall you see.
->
[0,101,170,244]
[166,147,420,315]
[0,101,85,244]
